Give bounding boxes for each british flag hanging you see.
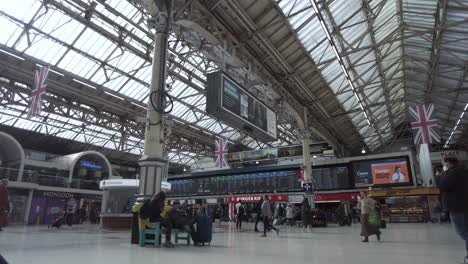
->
[27,65,50,119]
[409,103,440,145]
[214,137,229,168]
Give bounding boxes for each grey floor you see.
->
[0,222,465,264]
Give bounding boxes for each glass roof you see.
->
[0,0,297,164]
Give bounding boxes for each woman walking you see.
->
[358,191,381,242]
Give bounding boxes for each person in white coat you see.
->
[286,204,295,226]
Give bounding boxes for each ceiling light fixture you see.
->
[361,148,366,154]
[309,0,371,127]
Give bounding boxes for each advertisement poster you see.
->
[353,161,374,186]
[371,160,409,185]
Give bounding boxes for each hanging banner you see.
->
[409,103,440,144]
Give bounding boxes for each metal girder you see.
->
[361,0,399,132]
[0,0,303,159]
[0,55,215,164]
[424,0,448,101]
[196,0,362,153]
[319,0,387,147]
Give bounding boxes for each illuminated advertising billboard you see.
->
[371,160,410,185]
[353,157,412,187]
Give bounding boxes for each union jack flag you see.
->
[409,103,440,145]
[214,137,229,168]
[27,65,50,119]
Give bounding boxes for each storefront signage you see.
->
[226,195,288,203]
[80,160,103,170]
[314,193,359,202]
[34,190,102,200]
[369,187,440,198]
[41,191,76,199]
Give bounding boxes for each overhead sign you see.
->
[227,148,278,163]
[207,71,277,142]
[99,180,171,191]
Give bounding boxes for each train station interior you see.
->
[1,0,468,263]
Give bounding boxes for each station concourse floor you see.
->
[0,222,465,264]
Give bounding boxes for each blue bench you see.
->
[138,220,191,247]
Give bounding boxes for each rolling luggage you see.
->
[193,216,212,246]
[50,217,64,228]
[381,219,387,229]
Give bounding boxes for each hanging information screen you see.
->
[207,71,277,142]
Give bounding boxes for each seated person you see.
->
[137,191,175,248]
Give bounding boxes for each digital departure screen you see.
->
[168,165,353,197]
[222,78,268,132]
[168,169,302,197]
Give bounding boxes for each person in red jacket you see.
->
[0,179,9,231]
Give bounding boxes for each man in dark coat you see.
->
[440,157,468,263]
[0,179,9,231]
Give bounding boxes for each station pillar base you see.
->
[138,156,167,196]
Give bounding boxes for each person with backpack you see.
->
[236,203,244,229]
[440,157,468,263]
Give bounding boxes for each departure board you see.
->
[168,169,302,197]
[167,165,352,197]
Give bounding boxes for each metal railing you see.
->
[0,166,101,190]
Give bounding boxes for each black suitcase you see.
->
[193,216,212,246]
[51,217,64,228]
[381,219,387,229]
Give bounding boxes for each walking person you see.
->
[254,197,263,232]
[439,157,468,263]
[236,203,244,229]
[0,179,9,231]
[65,198,77,227]
[358,191,381,242]
[261,196,279,237]
[301,197,312,232]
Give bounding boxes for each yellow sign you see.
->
[369,187,440,198]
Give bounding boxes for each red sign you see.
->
[314,192,359,202]
[226,195,289,203]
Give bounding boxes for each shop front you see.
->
[369,187,440,223]
[28,190,101,225]
[8,188,30,224]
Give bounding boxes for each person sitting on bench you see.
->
[139,191,175,248]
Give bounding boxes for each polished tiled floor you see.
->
[0,222,465,264]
